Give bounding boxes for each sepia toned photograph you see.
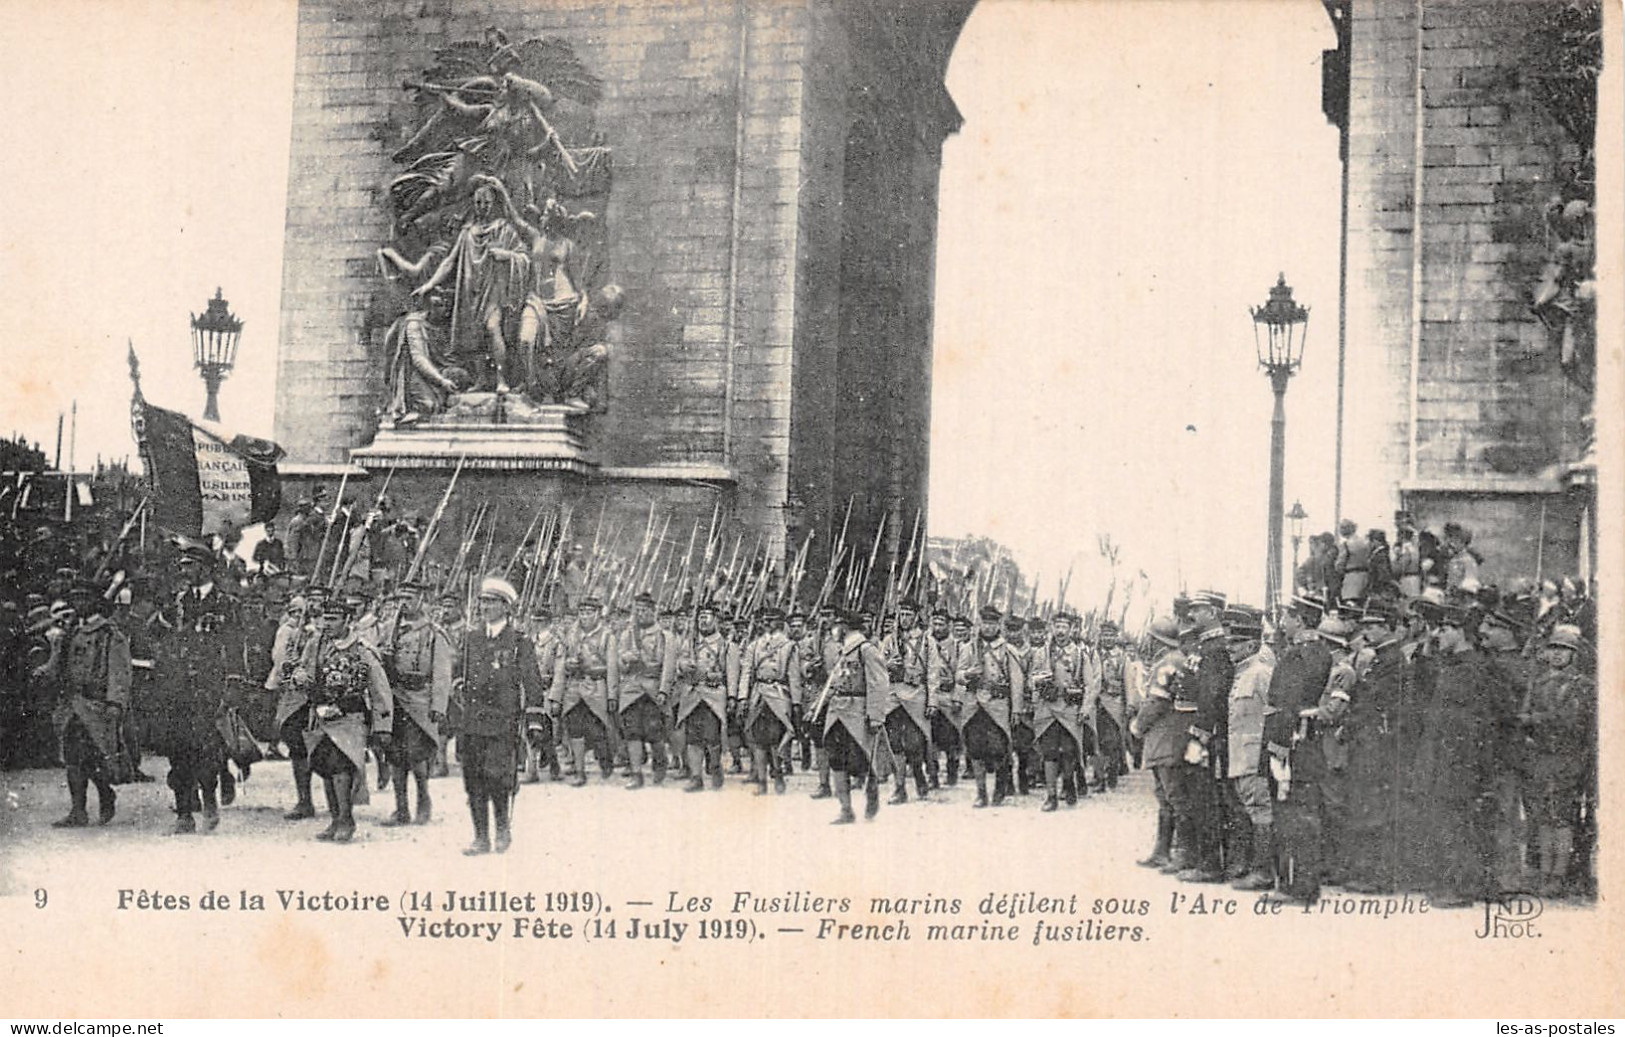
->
[0,0,1619,1020]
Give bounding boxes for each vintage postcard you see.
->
[0,0,1621,1019]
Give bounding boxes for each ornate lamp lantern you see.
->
[191,288,243,422]
[1252,274,1309,612]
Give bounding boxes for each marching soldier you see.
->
[1478,604,1535,892]
[157,542,243,835]
[803,604,840,800]
[877,600,931,804]
[1005,615,1036,796]
[379,580,452,825]
[49,581,131,827]
[553,596,618,786]
[1092,621,1131,792]
[1522,624,1594,896]
[740,605,801,795]
[1308,615,1357,886]
[290,595,393,843]
[924,606,960,789]
[459,577,544,854]
[523,604,563,783]
[674,602,729,791]
[1128,617,1187,869]
[1224,607,1275,890]
[267,590,317,819]
[821,608,889,824]
[785,609,814,772]
[615,592,673,789]
[1028,610,1091,811]
[959,605,1026,809]
[430,589,466,778]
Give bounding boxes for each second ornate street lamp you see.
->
[1287,499,1308,596]
[191,288,243,423]
[1253,274,1309,613]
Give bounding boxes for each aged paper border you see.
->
[1,0,1622,1019]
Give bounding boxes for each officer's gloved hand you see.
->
[1269,754,1291,800]
[1183,739,1208,767]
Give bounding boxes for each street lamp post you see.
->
[1252,274,1309,614]
[191,288,243,423]
[1287,499,1308,597]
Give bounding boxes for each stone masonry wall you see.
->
[1342,0,1591,581]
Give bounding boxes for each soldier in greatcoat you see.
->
[49,581,131,827]
[1262,594,1335,900]
[378,580,452,824]
[674,602,730,791]
[552,596,619,786]
[1223,608,1275,889]
[821,607,889,824]
[290,595,393,843]
[615,592,673,789]
[877,600,931,804]
[157,542,244,835]
[741,605,801,795]
[1128,617,1187,870]
[958,605,1026,810]
[1522,624,1595,896]
[459,577,544,854]
[924,606,960,789]
[523,604,563,783]
[1028,610,1091,811]
[1092,621,1131,792]
[266,590,318,819]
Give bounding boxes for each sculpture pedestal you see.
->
[352,401,595,476]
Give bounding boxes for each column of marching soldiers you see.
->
[5,497,1598,904]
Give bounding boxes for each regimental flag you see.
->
[128,344,282,536]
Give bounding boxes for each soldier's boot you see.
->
[285,756,317,820]
[1041,761,1060,812]
[1137,812,1176,868]
[430,745,450,778]
[492,795,512,854]
[54,767,91,828]
[772,755,786,795]
[1233,824,1277,891]
[928,757,941,790]
[1224,819,1254,881]
[95,780,116,824]
[1015,753,1031,796]
[683,746,706,792]
[172,812,197,835]
[810,749,833,799]
[624,742,646,790]
[729,748,744,775]
[889,769,909,805]
[992,763,1012,807]
[331,772,356,843]
[1062,767,1079,807]
[972,762,989,809]
[708,748,725,790]
[316,780,340,841]
[750,748,771,795]
[946,753,960,787]
[651,744,667,786]
[830,771,856,824]
[913,759,929,800]
[200,785,221,833]
[219,766,236,807]
[568,738,589,787]
[522,745,542,784]
[412,763,433,824]
[463,789,491,855]
[864,774,881,820]
[382,764,413,825]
